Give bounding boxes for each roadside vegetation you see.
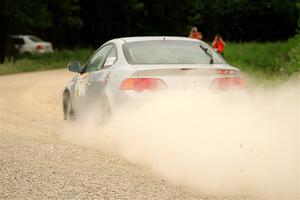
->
[0,48,93,75]
[0,36,299,79]
[225,35,300,79]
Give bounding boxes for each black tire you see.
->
[22,52,31,58]
[100,97,111,124]
[63,92,75,120]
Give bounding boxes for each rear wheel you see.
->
[100,97,111,124]
[63,93,75,120]
[22,52,31,58]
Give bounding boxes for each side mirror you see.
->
[68,61,83,73]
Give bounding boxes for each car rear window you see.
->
[28,36,44,42]
[122,40,225,65]
[12,38,25,45]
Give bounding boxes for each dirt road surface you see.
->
[0,70,250,199]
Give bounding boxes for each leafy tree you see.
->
[0,0,50,62]
[1,0,299,61]
[0,0,83,62]
[297,0,300,31]
[46,0,83,48]
[187,0,298,41]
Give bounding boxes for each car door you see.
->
[73,45,111,110]
[75,44,116,110]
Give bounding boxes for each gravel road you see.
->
[0,70,251,199]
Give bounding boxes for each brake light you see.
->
[217,69,236,74]
[120,78,167,92]
[36,45,44,50]
[210,77,246,90]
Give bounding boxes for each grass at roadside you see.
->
[0,48,93,75]
[225,35,300,79]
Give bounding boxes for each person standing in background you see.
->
[189,26,203,40]
[212,34,225,56]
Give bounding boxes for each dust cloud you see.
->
[60,78,300,199]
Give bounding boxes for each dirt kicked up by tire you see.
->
[0,70,253,199]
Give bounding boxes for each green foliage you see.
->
[0,0,51,33]
[0,0,83,64]
[190,0,298,41]
[1,0,299,53]
[47,0,83,47]
[79,0,300,47]
[225,36,300,78]
[297,0,300,31]
[0,49,93,75]
[285,35,300,75]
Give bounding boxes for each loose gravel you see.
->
[0,70,251,199]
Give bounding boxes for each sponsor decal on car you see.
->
[75,73,88,96]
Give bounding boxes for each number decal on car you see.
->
[75,73,88,96]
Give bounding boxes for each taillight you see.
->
[210,77,246,90]
[217,69,236,75]
[36,45,44,50]
[120,78,167,92]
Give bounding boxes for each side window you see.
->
[103,47,117,68]
[13,38,25,45]
[86,45,112,72]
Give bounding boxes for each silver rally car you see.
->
[63,36,245,120]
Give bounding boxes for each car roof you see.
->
[119,36,200,43]
[103,36,204,47]
[11,35,33,38]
